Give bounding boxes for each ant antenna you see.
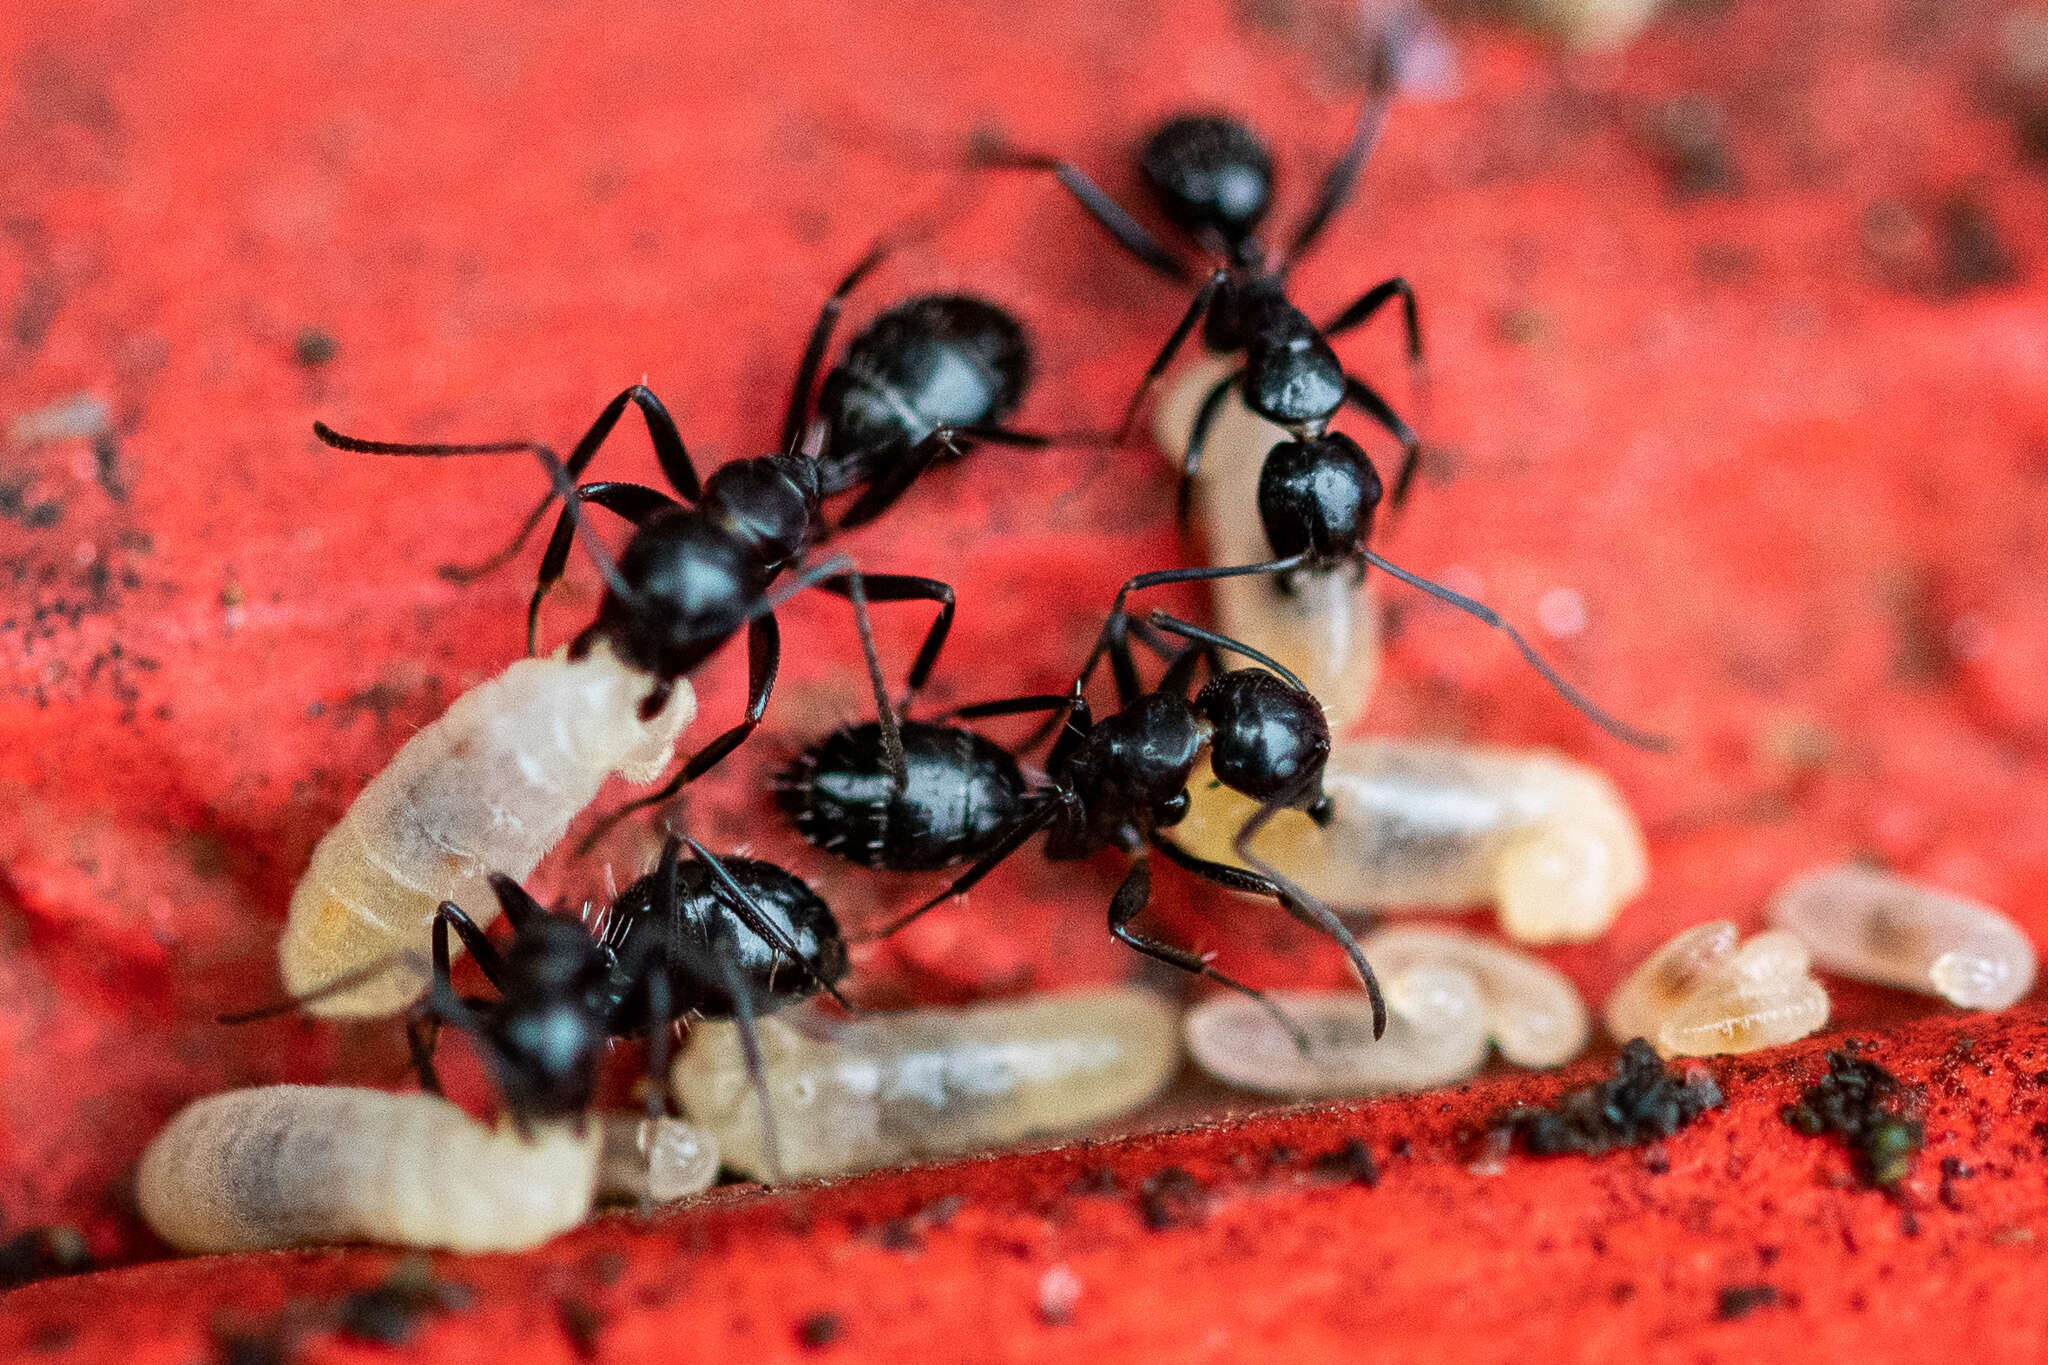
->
[681,837,855,1012]
[1360,548,1673,752]
[1144,610,1313,695]
[217,952,428,1025]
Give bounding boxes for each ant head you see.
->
[503,914,612,993]
[700,455,821,574]
[1193,669,1331,806]
[1095,691,1207,819]
[1141,115,1274,257]
[1257,430,1382,564]
[494,998,608,1124]
[592,515,769,680]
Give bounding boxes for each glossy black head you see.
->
[777,720,1032,872]
[601,857,848,1020]
[701,454,821,573]
[489,915,614,1122]
[1078,691,1205,824]
[817,295,1032,495]
[587,512,769,681]
[1194,669,1331,807]
[1258,430,1382,564]
[1141,115,1274,257]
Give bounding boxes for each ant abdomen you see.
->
[671,988,1179,1180]
[1170,738,1648,944]
[1156,356,1383,729]
[137,1086,601,1254]
[281,640,697,1018]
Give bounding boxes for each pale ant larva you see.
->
[1605,921,1829,1058]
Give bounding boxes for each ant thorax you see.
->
[1155,354,1382,731]
[1170,738,1648,944]
[280,638,697,1018]
[670,989,1179,1180]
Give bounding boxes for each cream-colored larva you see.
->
[1509,0,1665,48]
[1363,926,1590,1068]
[1185,968,1491,1098]
[671,988,1180,1181]
[1155,355,1382,731]
[595,1114,721,1206]
[136,1086,600,1254]
[1171,738,1647,943]
[1767,863,2038,1010]
[281,639,696,1017]
[1604,921,1829,1058]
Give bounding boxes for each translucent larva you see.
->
[670,988,1180,1180]
[595,1114,720,1206]
[1171,738,1647,943]
[1363,926,1590,1068]
[1184,968,1490,1098]
[1767,863,2038,1010]
[1155,355,1381,731]
[136,1086,600,1254]
[1604,922,1829,1058]
[282,639,696,1017]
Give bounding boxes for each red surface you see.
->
[3,0,2047,1356]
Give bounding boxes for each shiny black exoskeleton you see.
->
[409,837,847,1166]
[796,287,1039,529]
[783,608,1384,1034]
[776,720,1031,872]
[981,87,1427,506]
[309,244,1020,836]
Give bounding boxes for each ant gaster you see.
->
[781,607,1388,1038]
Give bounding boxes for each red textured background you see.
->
[4,0,2048,1357]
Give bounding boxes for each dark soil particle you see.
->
[556,1296,604,1361]
[1782,1050,1923,1191]
[1492,1041,1724,1157]
[1309,1139,1381,1187]
[1137,1167,1208,1230]
[0,1226,91,1291]
[1716,1284,1780,1320]
[797,1312,842,1349]
[332,1256,472,1347]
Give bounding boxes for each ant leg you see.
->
[1359,547,1674,752]
[1107,854,1311,1051]
[405,1009,446,1096]
[973,143,1190,282]
[432,899,510,990]
[943,693,1078,721]
[1231,802,1386,1037]
[865,793,1071,940]
[526,480,680,655]
[1176,367,1242,523]
[832,424,1049,532]
[706,921,787,1184]
[1114,269,1229,444]
[1280,69,1395,272]
[1323,278,1424,364]
[486,872,547,934]
[1342,376,1424,514]
[782,242,894,455]
[809,571,955,711]
[684,838,851,1007]
[574,613,782,856]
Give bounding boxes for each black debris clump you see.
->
[1494,1041,1724,1157]
[293,329,337,368]
[1136,1167,1208,1230]
[1782,1049,1922,1191]
[796,1312,842,1349]
[1309,1139,1380,1187]
[0,1224,90,1290]
[1716,1284,1779,1321]
[333,1255,472,1346]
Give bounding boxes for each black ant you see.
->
[309,239,1045,838]
[780,605,1386,1039]
[977,57,1426,512]
[404,834,848,1179]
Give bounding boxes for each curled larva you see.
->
[1184,968,1490,1098]
[1604,922,1829,1057]
[595,1114,720,1206]
[1363,926,1590,1068]
[1155,355,1381,731]
[1171,738,1647,943]
[137,1086,599,1254]
[1767,863,2037,1010]
[671,988,1179,1180]
[282,639,696,1017]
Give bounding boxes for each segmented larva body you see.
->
[671,988,1180,1180]
[282,639,696,1017]
[1604,921,1829,1057]
[1364,926,1591,1068]
[1155,355,1381,731]
[137,1086,599,1254]
[1768,863,2037,1010]
[1185,971,1490,1098]
[1172,739,1648,943]
[595,1114,720,1205]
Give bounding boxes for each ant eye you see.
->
[1156,790,1191,825]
